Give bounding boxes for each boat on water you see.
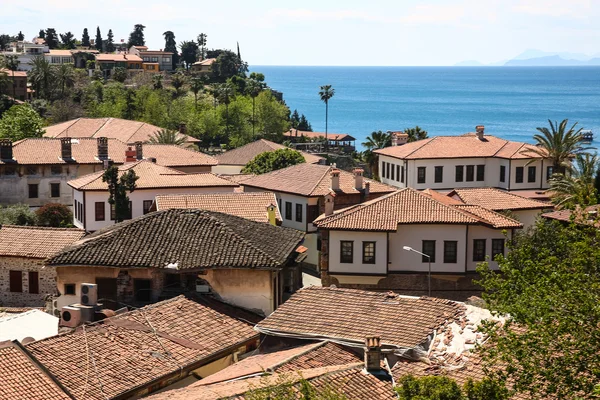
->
[581,130,594,143]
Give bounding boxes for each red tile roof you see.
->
[0,68,27,77]
[449,188,551,211]
[375,134,543,160]
[192,58,216,66]
[26,296,258,400]
[215,139,324,166]
[284,129,356,142]
[95,53,143,62]
[0,225,85,258]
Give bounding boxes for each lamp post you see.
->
[403,246,431,297]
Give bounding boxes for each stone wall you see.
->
[0,256,58,307]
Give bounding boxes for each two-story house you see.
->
[129,46,174,71]
[0,41,48,71]
[95,53,143,77]
[240,163,395,268]
[44,49,73,66]
[0,68,28,101]
[314,188,522,299]
[374,126,549,196]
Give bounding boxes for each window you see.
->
[28,184,38,199]
[421,240,436,263]
[492,239,505,259]
[96,278,117,301]
[466,165,474,181]
[95,202,105,221]
[79,202,83,223]
[50,182,60,198]
[285,202,292,220]
[4,166,16,175]
[443,241,458,263]
[28,271,39,294]
[546,166,554,181]
[9,271,22,293]
[386,163,391,179]
[51,165,62,175]
[340,241,353,263]
[26,166,38,175]
[400,165,405,183]
[417,167,426,184]
[528,166,536,183]
[476,165,485,181]
[473,239,486,262]
[434,166,443,183]
[500,165,506,183]
[396,165,401,182]
[110,204,116,221]
[143,200,153,215]
[455,166,464,182]
[390,163,395,180]
[307,205,320,223]
[64,284,76,295]
[295,203,303,222]
[163,57,171,63]
[362,242,376,264]
[74,200,79,221]
[381,162,387,178]
[133,279,152,302]
[515,167,524,183]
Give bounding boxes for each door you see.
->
[96,278,118,301]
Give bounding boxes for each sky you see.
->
[2,0,600,66]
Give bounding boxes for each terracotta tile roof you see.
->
[48,208,305,270]
[542,205,600,228]
[0,68,27,77]
[449,188,551,211]
[314,188,521,231]
[26,296,258,400]
[67,160,236,191]
[256,286,464,350]
[219,174,255,184]
[199,341,360,385]
[215,139,324,166]
[154,192,281,223]
[0,341,71,400]
[47,50,72,56]
[43,118,199,144]
[374,134,542,160]
[192,58,216,66]
[307,365,396,400]
[422,188,464,205]
[142,144,217,166]
[284,129,356,142]
[241,163,395,197]
[95,53,143,62]
[132,45,148,50]
[0,225,85,258]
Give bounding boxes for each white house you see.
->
[314,188,522,298]
[69,160,238,232]
[374,126,550,195]
[0,41,49,71]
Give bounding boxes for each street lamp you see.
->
[403,246,431,297]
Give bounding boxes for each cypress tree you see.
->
[106,29,115,53]
[81,28,90,47]
[95,27,103,52]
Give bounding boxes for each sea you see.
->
[252,66,600,151]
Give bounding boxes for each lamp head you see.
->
[403,246,412,251]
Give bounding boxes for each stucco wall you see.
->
[466,225,512,271]
[211,165,244,175]
[513,209,542,230]
[0,256,57,306]
[328,231,388,275]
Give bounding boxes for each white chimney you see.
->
[353,168,364,190]
[330,169,340,191]
[475,125,485,140]
[324,193,335,216]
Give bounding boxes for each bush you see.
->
[35,203,73,227]
[0,204,37,226]
[242,148,305,174]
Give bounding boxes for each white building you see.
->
[314,188,522,297]
[44,49,74,66]
[0,41,49,71]
[374,126,551,196]
[69,160,238,232]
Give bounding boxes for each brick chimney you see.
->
[125,146,136,162]
[353,168,364,190]
[0,139,13,160]
[267,204,277,226]
[60,138,72,160]
[324,193,335,216]
[135,141,143,160]
[97,137,108,160]
[330,169,340,191]
[364,336,382,372]
[475,125,485,140]
[364,181,370,198]
[179,123,187,135]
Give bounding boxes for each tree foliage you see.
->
[0,104,44,141]
[102,165,138,223]
[211,50,247,82]
[111,67,127,83]
[148,128,186,145]
[44,28,59,49]
[127,24,146,48]
[550,153,599,209]
[180,40,199,70]
[405,126,428,142]
[362,130,392,178]
[0,204,37,226]
[163,31,179,69]
[395,375,509,400]
[106,29,115,53]
[242,148,305,174]
[95,27,103,51]
[81,28,90,47]
[35,203,73,227]
[245,374,347,400]
[197,33,207,60]
[59,31,76,49]
[476,219,600,399]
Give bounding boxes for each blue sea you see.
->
[252,66,600,151]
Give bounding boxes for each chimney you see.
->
[0,139,13,160]
[125,146,136,162]
[364,181,370,198]
[353,168,364,190]
[147,157,157,163]
[60,137,72,160]
[324,193,334,216]
[364,336,382,372]
[475,125,485,140]
[391,135,398,146]
[97,137,108,160]
[103,159,113,170]
[267,204,277,226]
[179,123,187,135]
[330,169,340,191]
[135,141,143,160]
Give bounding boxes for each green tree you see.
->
[81,28,90,47]
[463,378,509,400]
[405,126,428,142]
[255,90,289,142]
[215,82,234,137]
[242,148,305,174]
[170,72,186,96]
[246,79,262,137]
[38,30,45,40]
[111,67,127,83]
[298,114,312,131]
[2,54,19,99]
[0,35,12,51]
[163,31,179,69]
[55,64,74,97]
[180,40,199,70]
[197,33,207,60]
[396,375,463,400]
[106,29,115,53]
[59,31,76,49]
[29,56,55,100]
[550,153,599,209]
[362,130,392,178]
[476,218,600,399]
[95,27,103,51]
[0,104,44,140]
[211,50,247,82]
[44,28,59,49]
[17,31,24,41]
[102,165,138,223]
[525,119,593,175]
[127,24,146,48]
[0,70,10,96]
[190,76,206,109]
[148,128,186,145]
[35,203,73,227]
[318,85,335,150]
[152,74,163,90]
[0,204,36,226]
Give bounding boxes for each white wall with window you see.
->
[466,225,511,271]
[328,231,387,275]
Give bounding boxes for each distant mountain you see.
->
[455,49,600,67]
[512,49,599,62]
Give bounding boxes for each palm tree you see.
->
[152,74,163,90]
[55,64,74,97]
[170,72,186,97]
[216,83,234,137]
[318,85,335,151]
[246,79,262,138]
[2,55,19,99]
[362,130,392,178]
[189,77,206,110]
[29,56,54,100]
[147,129,186,146]
[550,154,599,209]
[524,119,594,175]
[404,126,428,142]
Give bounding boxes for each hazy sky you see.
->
[3,0,600,66]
